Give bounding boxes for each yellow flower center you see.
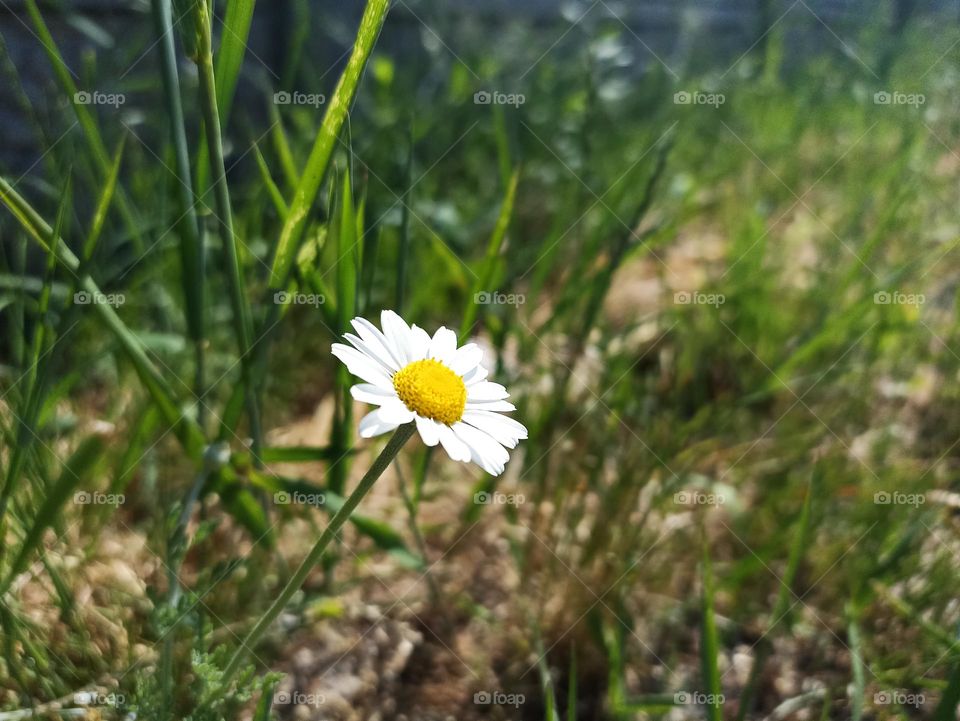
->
[392,359,466,425]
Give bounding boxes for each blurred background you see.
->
[3,0,960,719]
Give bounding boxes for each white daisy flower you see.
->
[331,310,527,476]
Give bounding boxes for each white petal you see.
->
[451,422,509,476]
[332,344,393,386]
[409,324,431,361]
[351,317,402,371]
[449,343,484,375]
[465,399,516,412]
[461,364,489,386]
[343,333,395,374]
[358,409,400,438]
[351,383,398,406]
[376,399,416,425]
[415,415,442,447]
[381,310,413,365]
[428,327,458,362]
[467,381,509,402]
[462,409,527,449]
[436,423,471,463]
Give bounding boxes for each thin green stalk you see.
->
[701,535,723,721]
[22,0,143,251]
[218,423,415,689]
[152,0,206,428]
[736,474,817,721]
[218,0,390,439]
[395,122,413,312]
[268,0,389,289]
[0,175,206,460]
[193,0,262,459]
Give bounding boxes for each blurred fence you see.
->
[0,0,955,172]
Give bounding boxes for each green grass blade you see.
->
[253,140,289,218]
[460,168,519,341]
[214,0,256,124]
[2,434,106,592]
[81,137,125,264]
[151,0,207,419]
[934,663,960,721]
[0,175,206,460]
[193,0,262,459]
[847,606,865,721]
[268,0,389,289]
[701,537,723,721]
[567,644,577,721]
[737,471,818,721]
[22,0,142,250]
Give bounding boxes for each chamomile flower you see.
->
[332,310,527,476]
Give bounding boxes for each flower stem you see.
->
[219,423,415,688]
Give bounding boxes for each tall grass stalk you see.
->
[151,0,207,426]
[219,0,390,437]
[218,423,415,688]
[0,176,206,460]
[193,0,262,458]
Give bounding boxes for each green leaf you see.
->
[268,0,389,289]
[460,168,520,341]
[0,175,206,461]
[4,434,107,591]
[701,539,722,721]
[215,0,257,122]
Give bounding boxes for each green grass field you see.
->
[2,1,960,718]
